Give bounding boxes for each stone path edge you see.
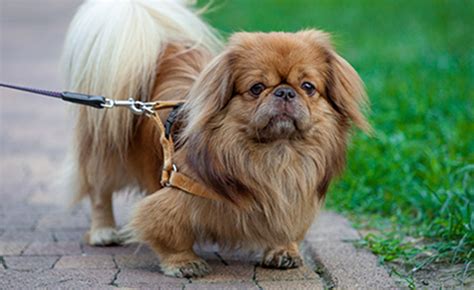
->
[304,212,398,289]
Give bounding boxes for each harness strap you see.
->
[149,102,223,202]
[167,171,223,201]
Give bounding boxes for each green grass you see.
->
[198,0,474,284]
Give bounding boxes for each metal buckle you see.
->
[163,164,178,188]
[102,98,115,108]
[101,98,156,116]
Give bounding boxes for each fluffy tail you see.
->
[61,0,221,203]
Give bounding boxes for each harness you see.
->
[0,83,223,202]
[147,102,223,201]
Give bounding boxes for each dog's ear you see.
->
[181,51,234,137]
[298,30,371,133]
[327,52,371,133]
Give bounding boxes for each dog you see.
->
[62,0,370,278]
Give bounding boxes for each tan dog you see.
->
[62,0,370,278]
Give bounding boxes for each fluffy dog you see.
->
[62,0,370,278]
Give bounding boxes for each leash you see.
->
[1,82,162,115]
[1,82,223,202]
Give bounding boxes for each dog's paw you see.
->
[162,259,211,278]
[86,227,122,246]
[262,248,303,269]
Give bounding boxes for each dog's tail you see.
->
[61,0,220,203]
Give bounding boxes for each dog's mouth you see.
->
[253,113,298,141]
[249,99,311,142]
[267,114,296,128]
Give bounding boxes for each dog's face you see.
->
[228,31,332,142]
[184,30,370,144]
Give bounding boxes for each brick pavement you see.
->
[0,203,395,289]
[0,0,397,288]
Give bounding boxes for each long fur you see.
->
[62,0,221,203]
[129,31,370,277]
[62,1,370,277]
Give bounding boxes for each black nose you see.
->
[274,86,296,101]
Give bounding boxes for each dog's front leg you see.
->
[131,189,211,278]
[261,242,303,269]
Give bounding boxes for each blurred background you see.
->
[1,0,473,286]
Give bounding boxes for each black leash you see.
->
[0,82,106,109]
[0,82,186,121]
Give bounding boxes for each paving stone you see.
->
[0,204,55,216]
[186,282,259,289]
[112,196,139,227]
[115,269,187,287]
[36,210,89,230]
[53,230,86,242]
[82,244,151,256]
[0,164,38,205]
[0,158,29,188]
[194,243,220,252]
[255,265,318,282]
[0,257,5,270]
[23,242,81,256]
[0,242,28,256]
[4,256,59,270]
[128,244,156,255]
[0,230,53,242]
[116,282,184,290]
[306,212,360,242]
[195,250,222,261]
[28,186,67,206]
[214,250,261,264]
[0,189,31,205]
[16,155,59,183]
[259,280,324,290]
[0,212,41,230]
[115,254,161,271]
[24,154,66,178]
[193,244,222,261]
[0,269,117,289]
[309,240,397,289]
[194,244,260,264]
[55,255,116,269]
[192,261,254,283]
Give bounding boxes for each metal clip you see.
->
[102,98,156,116]
[165,165,179,187]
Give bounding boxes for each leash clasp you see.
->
[102,98,156,116]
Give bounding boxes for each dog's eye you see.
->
[301,82,316,96]
[249,83,266,97]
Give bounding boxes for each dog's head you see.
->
[180,30,370,205]
[182,29,370,143]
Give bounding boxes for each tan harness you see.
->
[148,101,223,202]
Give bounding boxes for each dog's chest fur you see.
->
[189,142,324,249]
